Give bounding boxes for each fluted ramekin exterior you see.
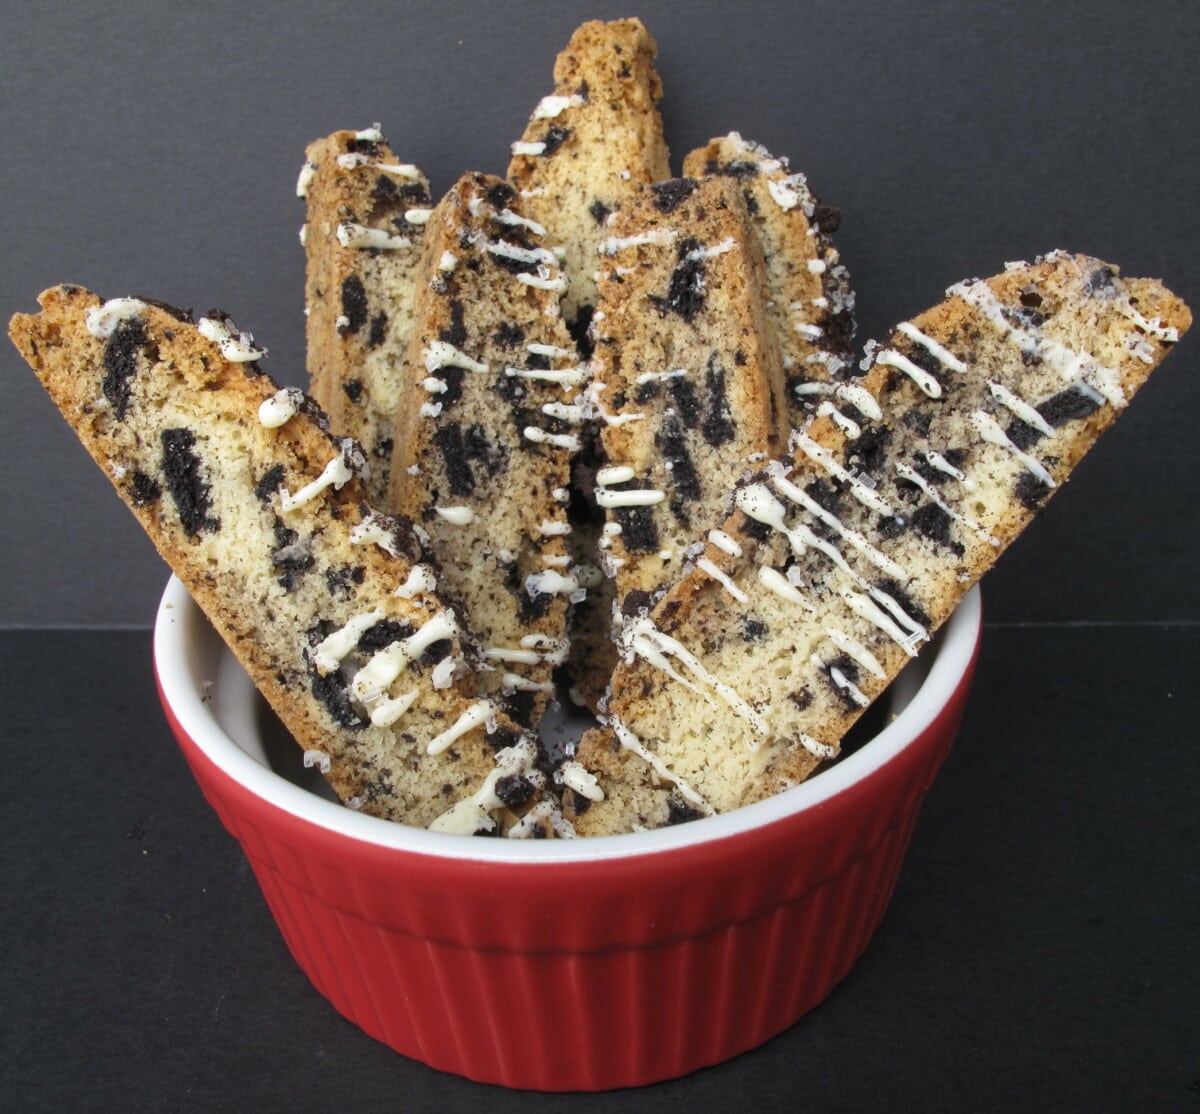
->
[156,581,979,1090]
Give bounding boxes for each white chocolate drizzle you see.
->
[947,278,1126,407]
[427,700,499,756]
[370,690,419,728]
[696,556,749,603]
[350,609,459,704]
[336,154,421,178]
[897,321,968,373]
[895,461,999,546]
[197,315,266,362]
[486,239,558,268]
[816,400,861,439]
[633,366,689,386]
[296,161,317,198]
[798,734,839,760]
[86,298,150,338]
[521,633,570,666]
[438,251,457,272]
[817,657,871,707]
[493,208,546,235]
[434,505,475,526]
[758,566,814,610]
[311,609,384,674]
[621,616,767,737]
[349,512,404,557]
[969,410,1057,488]
[684,237,736,262]
[423,340,488,374]
[842,589,927,655]
[876,348,943,398]
[541,401,586,423]
[279,446,356,511]
[522,426,581,451]
[771,473,908,580]
[504,364,590,386]
[596,464,636,486]
[531,93,586,120]
[607,715,713,813]
[508,801,577,840]
[516,267,568,292]
[826,628,887,679]
[1117,302,1179,342]
[403,208,433,225]
[595,486,664,508]
[429,738,541,834]
[556,759,605,802]
[395,565,438,599]
[336,222,411,250]
[510,140,547,156]
[431,656,459,689]
[834,382,883,421]
[787,432,896,516]
[707,529,743,558]
[257,387,304,428]
[583,382,645,426]
[484,647,540,665]
[600,228,677,255]
[526,342,574,359]
[923,450,975,489]
[501,673,556,694]
[524,569,581,599]
[303,750,332,774]
[987,381,1055,436]
[767,176,805,211]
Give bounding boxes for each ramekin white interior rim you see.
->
[153,575,980,864]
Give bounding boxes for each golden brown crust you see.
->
[507,18,671,324]
[570,253,1190,835]
[10,286,550,834]
[302,128,431,507]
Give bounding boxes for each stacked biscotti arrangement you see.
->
[10,19,1191,837]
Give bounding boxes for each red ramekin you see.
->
[154,575,981,1090]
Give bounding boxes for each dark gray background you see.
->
[2,0,1197,628]
[2,5,1199,1111]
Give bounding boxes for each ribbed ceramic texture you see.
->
[160,658,974,1091]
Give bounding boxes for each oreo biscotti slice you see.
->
[9,286,562,837]
[386,172,583,726]
[567,253,1189,834]
[300,125,432,507]
[682,132,856,413]
[507,17,671,334]
[589,174,789,608]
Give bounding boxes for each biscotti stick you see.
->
[300,125,431,507]
[507,17,671,333]
[387,173,582,725]
[9,286,566,837]
[568,252,1190,834]
[682,132,856,407]
[590,175,790,606]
